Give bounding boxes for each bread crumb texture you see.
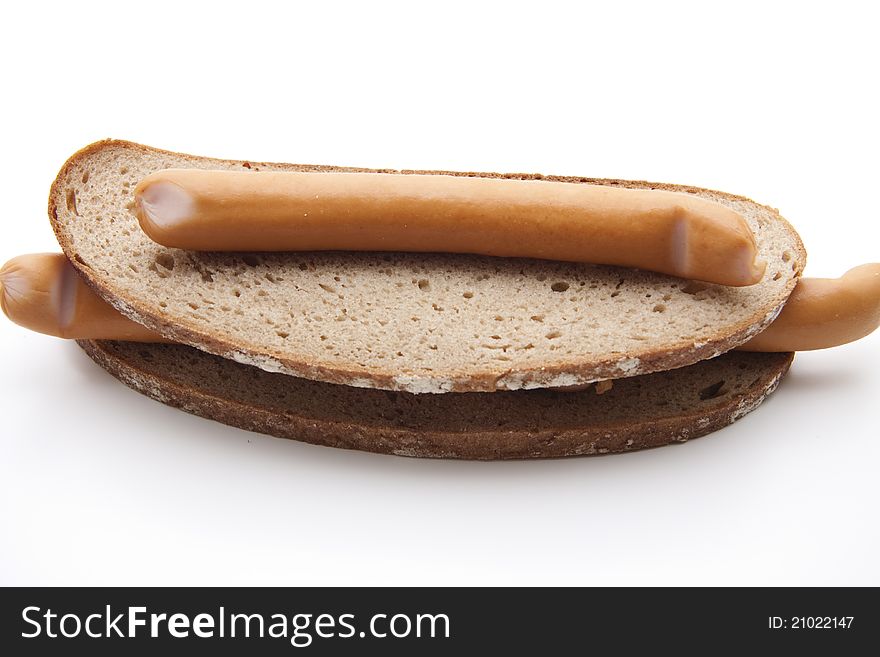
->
[52,141,805,392]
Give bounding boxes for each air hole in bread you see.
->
[417,279,430,290]
[551,281,570,292]
[154,253,175,270]
[610,291,621,298]
[233,288,241,297]
[242,255,260,267]
[781,251,791,262]
[772,272,782,281]
[681,282,708,295]
[530,315,545,322]
[119,166,129,175]
[319,283,337,294]
[81,171,89,184]
[188,302,199,310]
[462,291,474,299]
[652,304,666,313]
[201,270,214,283]
[699,380,728,400]
[432,303,444,311]
[276,331,289,338]
[66,189,79,215]
[545,330,562,339]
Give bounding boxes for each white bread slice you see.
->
[78,339,794,459]
[51,141,805,393]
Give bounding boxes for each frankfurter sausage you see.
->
[0,253,169,342]
[737,263,880,352]
[3,254,878,353]
[135,169,765,287]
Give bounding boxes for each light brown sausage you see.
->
[737,263,880,352]
[0,253,170,341]
[135,169,765,286]
[3,254,878,354]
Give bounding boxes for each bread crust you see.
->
[51,140,806,393]
[78,339,794,459]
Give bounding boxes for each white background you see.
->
[1,1,877,586]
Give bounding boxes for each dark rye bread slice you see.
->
[78,339,793,459]
[51,140,805,393]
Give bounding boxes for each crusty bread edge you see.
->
[77,339,794,460]
[51,140,807,393]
